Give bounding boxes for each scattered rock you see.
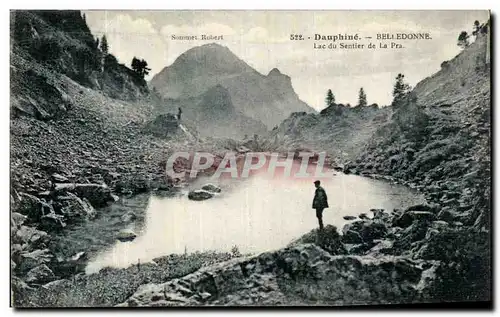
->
[17,193,44,220]
[54,183,114,207]
[342,220,388,243]
[13,225,49,247]
[437,207,456,222]
[58,192,96,221]
[11,212,27,228]
[25,264,56,284]
[393,211,436,228]
[343,215,356,221]
[18,249,53,273]
[51,173,69,183]
[201,183,222,194]
[358,213,370,220]
[121,211,137,223]
[39,212,66,230]
[367,239,395,256]
[188,189,214,201]
[117,229,137,242]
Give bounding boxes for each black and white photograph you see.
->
[9,9,492,308]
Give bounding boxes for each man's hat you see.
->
[314,180,321,185]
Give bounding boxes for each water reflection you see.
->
[86,172,424,274]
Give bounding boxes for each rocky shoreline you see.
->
[11,164,489,307]
[11,113,490,306]
[10,10,491,308]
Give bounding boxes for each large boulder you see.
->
[436,206,460,222]
[367,239,395,256]
[392,211,436,228]
[144,113,180,137]
[342,229,363,244]
[342,220,388,244]
[18,249,53,273]
[188,190,214,201]
[54,183,114,207]
[25,264,56,284]
[51,173,69,183]
[16,193,52,221]
[289,225,347,255]
[117,229,137,242]
[405,204,439,213]
[57,192,96,221]
[121,211,137,223]
[372,209,390,222]
[393,220,430,252]
[13,225,49,248]
[11,69,72,120]
[11,212,27,228]
[343,215,356,221]
[201,184,222,194]
[118,244,438,306]
[39,212,66,231]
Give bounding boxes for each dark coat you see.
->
[312,186,329,209]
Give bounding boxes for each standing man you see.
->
[177,107,182,121]
[312,180,329,230]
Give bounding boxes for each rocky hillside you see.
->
[10,11,217,304]
[268,103,391,161]
[11,10,152,120]
[150,43,315,128]
[352,25,490,227]
[345,23,491,301]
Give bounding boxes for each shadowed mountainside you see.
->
[150,43,315,129]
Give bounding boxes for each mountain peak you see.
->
[178,43,236,61]
[150,44,315,128]
[268,68,282,76]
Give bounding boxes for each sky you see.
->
[84,10,489,110]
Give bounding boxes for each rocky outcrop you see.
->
[53,183,114,208]
[342,220,388,244]
[289,225,347,255]
[17,249,53,273]
[268,103,390,161]
[118,243,439,306]
[144,114,180,138]
[25,264,56,284]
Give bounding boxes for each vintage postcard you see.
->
[10,10,491,307]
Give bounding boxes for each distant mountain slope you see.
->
[157,85,268,139]
[268,104,391,161]
[150,43,315,128]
